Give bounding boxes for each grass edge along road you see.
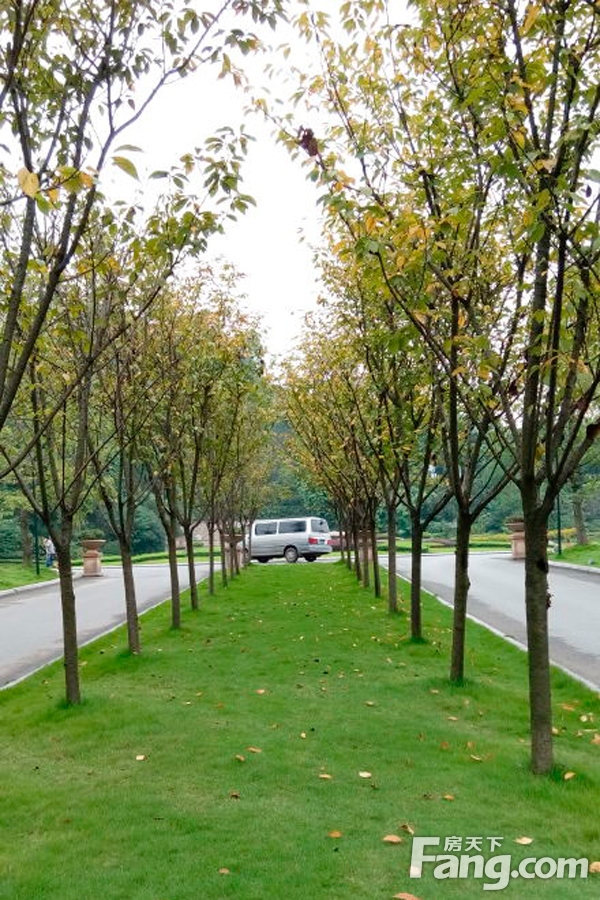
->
[0,562,599,899]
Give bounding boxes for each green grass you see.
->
[0,562,59,591]
[0,562,599,898]
[550,542,600,567]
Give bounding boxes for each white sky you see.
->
[109,37,325,366]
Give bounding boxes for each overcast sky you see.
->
[107,27,325,365]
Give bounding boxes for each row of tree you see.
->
[0,0,287,703]
[273,0,600,775]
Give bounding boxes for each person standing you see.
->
[43,537,56,568]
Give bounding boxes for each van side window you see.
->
[255,522,277,535]
[278,519,306,534]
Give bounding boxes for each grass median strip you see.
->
[0,561,599,899]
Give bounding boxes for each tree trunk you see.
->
[450,509,472,683]
[55,536,81,705]
[219,528,228,588]
[386,502,398,613]
[166,528,181,629]
[571,479,588,546]
[207,521,215,595]
[352,518,361,581]
[120,540,141,654]
[410,515,423,640]
[20,508,32,566]
[185,527,199,611]
[523,503,554,774]
[361,524,370,589]
[370,516,381,598]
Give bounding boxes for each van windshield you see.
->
[311,518,329,533]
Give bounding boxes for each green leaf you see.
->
[112,156,139,180]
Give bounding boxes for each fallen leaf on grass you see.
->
[319,773,333,780]
[400,823,415,836]
[592,734,600,745]
[383,834,403,844]
[442,794,455,801]
[447,716,458,721]
[328,830,343,838]
[470,755,483,762]
[561,703,576,711]
[255,689,267,695]
[365,700,377,707]
[515,836,533,845]
[218,868,230,875]
[300,732,307,739]
[359,771,372,778]
[135,755,146,761]
[229,791,241,800]
[564,771,576,780]
[393,892,423,899]
[234,754,246,763]
[247,746,262,753]
[589,861,600,874]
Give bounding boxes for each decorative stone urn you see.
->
[82,539,106,576]
[506,518,525,560]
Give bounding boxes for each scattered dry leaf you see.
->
[592,734,600,745]
[447,716,458,721]
[300,732,307,739]
[515,836,533,845]
[383,834,403,844]
[255,689,266,695]
[442,794,455,801]
[218,867,230,875]
[359,771,372,778]
[400,823,415,836]
[365,700,376,706]
[470,755,483,762]
[589,861,600,874]
[247,746,262,753]
[135,755,146,761]
[564,771,576,780]
[319,773,333,780]
[229,791,241,800]
[234,754,245,763]
[440,741,450,750]
[430,689,439,694]
[393,892,422,900]
[328,830,343,838]
[561,703,576,711]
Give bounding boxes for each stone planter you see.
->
[82,539,106,576]
[506,519,525,559]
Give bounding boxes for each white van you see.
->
[247,516,333,563]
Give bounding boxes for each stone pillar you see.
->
[82,539,106,576]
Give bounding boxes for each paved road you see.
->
[0,563,208,689]
[392,552,600,691]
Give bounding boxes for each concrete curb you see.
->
[0,572,83,600]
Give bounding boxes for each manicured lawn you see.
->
[550,542,600,567]
[0,562,59,591]
[0,562,598,898]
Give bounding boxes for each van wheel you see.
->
[284,546,299,563]
[304,554,317,562]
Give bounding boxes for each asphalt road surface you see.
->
[0,563,208,689]
[392,552,600,691]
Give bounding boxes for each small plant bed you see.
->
[0,562,59,591]
[0,563,598,898]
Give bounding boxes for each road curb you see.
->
[0,572,83,600]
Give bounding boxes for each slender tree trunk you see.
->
[208,521,215,595]
[361,523,370,589]
[185,527,199,611]
[352,517,362,581]
[370,515,381,598]
[450,508,472,683]
[120,540,141,654]
[523,500,554,774]
[219,528,228,588]
[55,533,81,704]
[410,514,423,640]
[387,502,398,613]
[166,527,181,629]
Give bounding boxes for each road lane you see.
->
[392,552,600,691]
[0,563,208,688]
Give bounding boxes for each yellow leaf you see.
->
[592,734,600,745]
[358,770,372,778]
[400,823,415,836]
[383,834,404,844]
[393,893,423,900]
[218,867,230,875]
[234,754,246,762]
[470,755,483,762]
[328,830,343,838]
[515,836,533,845]
[563,771,576,780]
[522,3,540,34]
[135,754,146,761]
[17,167,39,198]
[319,773,333,780]
[47,187,59,204]
[447,716,458,721]
[442,794,455,801]
[589,861,600,874]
